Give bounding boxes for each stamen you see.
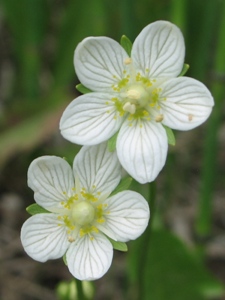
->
[155,114,164,122]
[61,215,75,231]
[124,57,132,65]
[80,225,99,237]
[123,102,136,114]
[68,236,75,243]
[112,97,125,116]
[63,194,79,209]
[80,191,98,202]
[96,203,107,223]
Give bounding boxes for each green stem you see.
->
[120,0,136,40]
[149,181,157,225]
[196,0,225,236]
[138,181,156,300]
[76,280,86,300]
[2,0,47,102]
[170,0,187,33]
[188,0,218,81]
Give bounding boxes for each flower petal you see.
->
[28,156,74,210]
[66,232,113,280]
[60,93,123,145]
[74,142,121,197]
[98,191,149,242]
[74,37,128,92]
[21,213,70,262]
[117,118,168,183]
[132,20,185,78]
[159,77,214,130]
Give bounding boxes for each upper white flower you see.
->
[60,20,214,184]
[21,143,149,281]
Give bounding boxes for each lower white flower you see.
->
[21,143,150,281]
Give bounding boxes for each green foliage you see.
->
[163,125,176,146]
[0,101,66,168]
[128,229,223,300]
[26,203,50,215]
[196,0,225,237]
[107,237,128,252]
[53,0,107,87]
[107,131,119,152]
[1,0,48,100]
[179,63,190,76]
[76,84,92,94]
[57,279,94,300]
[110,177,133,196]
[120,35,133,56]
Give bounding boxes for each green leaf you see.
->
[110,177,133,196]
[179,63,190,76]
[142,229,224,300]
[120,35,132,56]
[107,131,119,152]
[26,203,50,215]
[76,83,92,94]
[107,236,128,252]
[163,125,176,146]
[128,228,224,300]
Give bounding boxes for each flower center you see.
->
[71,201,95,226]
[110,59,167,122]
[123,85,149,114]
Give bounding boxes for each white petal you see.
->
[21,214,70,262]
[28,156,74,209]
[132,21,185,78]
[66,232,113,280]
[117,118,168,183]
[60,93,123,145]
[159,77,214,130]
[74,37,128,92]
[99,191,149,242]
[74,142,122,197]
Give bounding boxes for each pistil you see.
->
[71,201,95,226]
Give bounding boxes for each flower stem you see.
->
[138,181,156,299]
[76,280,86,300]
[149,181,157,226]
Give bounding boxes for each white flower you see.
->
[21,143,149,281]
[60,20,214,184]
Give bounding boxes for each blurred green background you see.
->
[0,0,225,299]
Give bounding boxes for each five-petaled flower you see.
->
[21,143,149,280]
[60,20,214,184]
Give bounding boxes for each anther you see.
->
[68,236,75,243]
[155,114,164,122]
[123,102,136,114]
[124,58,132,65]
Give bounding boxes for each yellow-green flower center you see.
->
[109,58,167,124]
[71,201,95,226]
[59,188,110,241]
[123,84,149,114]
